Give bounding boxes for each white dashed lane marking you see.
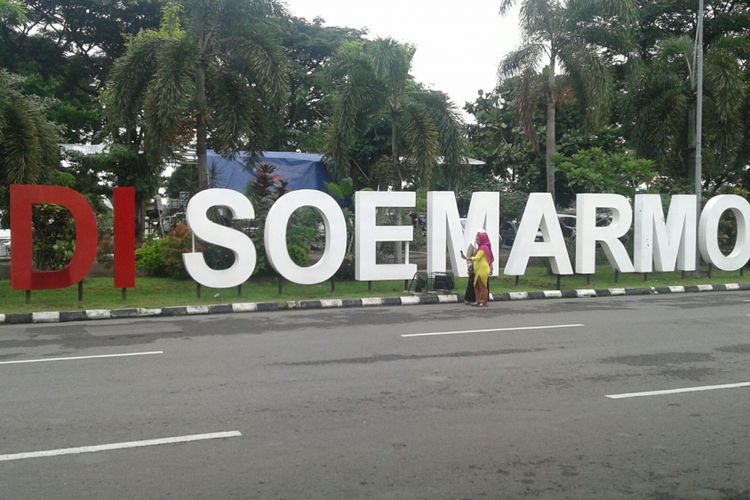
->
[0,351,163,366]
[606,382,750,399]
[401,324,584,338]
[0,431,242,462]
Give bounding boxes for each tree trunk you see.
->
[392,112,403,263]
[391,112,400,184]
[196,63,209,191]
[546,55,557,203]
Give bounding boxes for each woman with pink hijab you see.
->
[469,231,493,306]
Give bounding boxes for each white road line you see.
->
[0,351,163,366]
[606,382,750,399]
[401,324,584,338]
[0,431,242,462]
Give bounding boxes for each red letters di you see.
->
[10,184,135,291]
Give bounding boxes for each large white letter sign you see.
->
[505,193,573,275]
[633,194,696,272]
[426,191,499,277]
[575,194,634,274]
[264,190,347,284]
[355,191,416,280]
[183,188,256,288]
[698,195,750,271]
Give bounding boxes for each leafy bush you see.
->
[32,205,76,270]
[137,222,248,278]
[135,236,169,277]
[135,224,193,279]
[98,232,114,267]
[162,223,193,279]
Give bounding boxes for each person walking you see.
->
[470,231,493,306]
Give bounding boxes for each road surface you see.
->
[1,292,749,498]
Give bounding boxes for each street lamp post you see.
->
[695,0,704,269]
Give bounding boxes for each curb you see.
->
[2,282,749,326]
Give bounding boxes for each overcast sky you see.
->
[281,0,522,112]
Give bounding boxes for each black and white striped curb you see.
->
[2,282,749,325]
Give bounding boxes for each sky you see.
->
[281,0,522,112]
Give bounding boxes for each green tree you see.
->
[70,145,160,242]
[498,0,636,202]
[165,162,198,199]
[0,0,161,142]
[555,147,657,197]
[325,38,466,190]
[271,15,365,152]
[624,35,750,192]
[464,83,540,187]
[465,78,623,208]
[108,0,289,191]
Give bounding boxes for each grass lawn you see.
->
[1,265,747,314]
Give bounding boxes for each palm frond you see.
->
[0,0,26,24]
[31,110,61,170]
[568,0,638,24]
[512,69,545,148]
[574,25,636,55]
[558,43,614,130]
[223,23,289,109]
[369,38,415,109]
[207,68,270,153]
[328,40,369,81]
[0,99,42,184]
[401,102,439,187]
[626,64,689,166]
[499,0,517,15]
[324,66,380,180]
[519,0,558,37]
[108,30,164,128]
[143,36,195,160]
[705,45,746,120]
[498,43,545,80]
[410,90,467,189]
[655,36,695,83]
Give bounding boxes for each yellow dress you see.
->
[471,250,490,287]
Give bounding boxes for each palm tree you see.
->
[498,0,636,201]
[325,38,466,190]
[0,70,59,187]
[624,35,750,189]
[108,0,288,190]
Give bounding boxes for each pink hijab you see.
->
[476,231,494,267]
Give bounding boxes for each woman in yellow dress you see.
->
[470,231,494,306]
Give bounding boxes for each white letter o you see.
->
[264,190,347,284]
[698,195,750,271]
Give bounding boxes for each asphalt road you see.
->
[1,292,749,499]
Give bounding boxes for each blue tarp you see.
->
[206,150,332,194]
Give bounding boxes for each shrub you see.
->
[135,237,169,277]
[162,223,193,279]
[97,232,114,267]
[32,205,76,270]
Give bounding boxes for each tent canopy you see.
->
[207,150,332,193]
